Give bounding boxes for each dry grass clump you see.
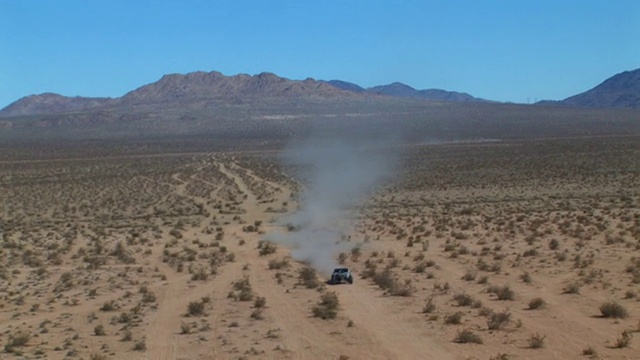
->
[371,268,414,297]
[230,276,254,301]
[599,301,628,319]
[615,330,632,348]
[454,329,483,344]
[527,333,546,348]
[422,297,437,314]
[563,282,581,294]
[312,292,339,320]
[486,310,511,330]
[444,312,464,325]
[257,240,277,256]
[4,331,31,353]
[487,285,515,301]
[528,297,546,310]
[298,267,321,289]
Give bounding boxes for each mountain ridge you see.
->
[3,67,639,117]
[0,71,485,117]
[537,68,640,108]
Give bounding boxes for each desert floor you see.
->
[1,135,639,360]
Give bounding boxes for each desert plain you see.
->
[0,130,639,360]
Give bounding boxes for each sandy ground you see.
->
[1,138,639,360]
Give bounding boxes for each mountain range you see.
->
[543,68,640,108]
[1,68,639,118]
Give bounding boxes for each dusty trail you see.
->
[332,282,455,360]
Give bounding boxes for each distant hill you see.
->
[539,68,640,109]
[0,71,358,117]
[324,80,487,102]
[0,93,115,117]
[120,71,357,106]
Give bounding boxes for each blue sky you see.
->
[1,0,638,107]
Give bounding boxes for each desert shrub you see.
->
[142,291,157,303]
[254,296,266,308]
[187,301,205,316]
[258,241,277,256]
[413,261,428,273]
[445,312,463,325]
[133,339,146,351]
[121,330,133,341]
[489,354,511,360]
[488,285,515,300]
[599,302,628,319]
[94,324,106,336]
[487,310,511,330]
[312,292,339,320]
[298,267,320,289]
[461,270,477,281]
[453,293,475,307]
[190,268,208,281]
[520,272,532,283]
[250,308,264,320]
[4,331,31,351]
[100,300,117,311]
[422,297,436,314]
[454,329,483,344]
[528,297,546,310]
[231,276,253,301]
[180,322,191,335]
[372,269,395,290]
[563,282,581,294]
[268,258,289,270]
[615,330,632,348]
[549,239,560,250]
[528,333,545,348]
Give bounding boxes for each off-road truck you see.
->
[329,267,353,284]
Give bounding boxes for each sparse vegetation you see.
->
[312,292,340,320]
[1,130,638,359]
[454,329,483,344]
[599,302,628,319]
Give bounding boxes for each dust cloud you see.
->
[265,137,400,275]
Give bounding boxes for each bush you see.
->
[94,324,106,336]
[250,308,264,320]
[528,333,545,348]
[187,301,205,316]
[488,285,515,301]
[454,329,483,344]
[253,296,266,308]
[268,258,289,270]
[528,297,546,310]
[563,282,581,294]
[180,323,191,334]
[615,330,632,348]
[487,310,511,330]
[298,267,320,289]
[5,331,30,351]
[444,312,463,325]
[312,292,339,320]
[133,339,146,351]
[258,241,277,256]
[422,297,436,314]
[453,293,475,307]
[100,300,117,311]
[599,302,628,319]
